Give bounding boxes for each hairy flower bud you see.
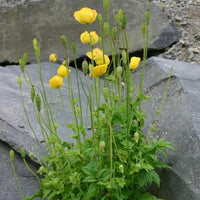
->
[134,132,139,143]
[30,86,35,102]
[141,22,146,39]
[99,141,106,152]
[33,38,38,51]
[9,149,14,163]
[20,147,25,158]
[120,13,127,30]
[82,59,89,75]
[121,50,127,65]
[29,152,34,160]
[103,87,109,101]
[97,13,103,27]
[103,0,109,15]
[71,42,76,55]
[38,166,45,175]
[18,75,22,89]
[116,66,123,79]
[145,11,150,25]
[36,94,41,112]
[112,26,118,40]
[60,34,68,49]
[119,164,124,173]
[103,21,110,37]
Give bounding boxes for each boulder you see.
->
[0,0,180,63]
[132,57,200,200]
[1,57,200,200]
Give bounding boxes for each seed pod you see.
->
[36,94,41,112]
[20,147,25,158]
[9,149,14,163]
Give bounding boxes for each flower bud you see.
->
[18,75,22,89]
[103,0,109,15]
[114,12,120,25]
[29,152,34,160]
[145,11,150,25]
[38,166,45,175]
[112,26,118,40]
[53,122,59,130]
[23,53,27,65]
[116,66,123,78]
[19,58,25,73]
[49,54,57,63]
[82,59,89,75]
[60,34,68,49]
[104,21,110,37]
[141,22,146,39]
[134,132,139,143]
[119,164,124,173]
[33,38,38,51]
[99,141,106,152]
[9,149,14,163]
[103,87,109,101]
[120,13,127,30]
[20,147,25,158]
[62,60,68,66]
[36,94,41,112]
[30,86,35,102]
[97,13,103,27]
[71,42,76,55]
[121,50,127,65]
[118,9,124,20]
[76,106,81,118]
[89,63,93,76]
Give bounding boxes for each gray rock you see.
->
[132,57,200,200]
[0,140,40,200]
[0,0,180,63]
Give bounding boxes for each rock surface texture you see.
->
[0,0,180,63]
[132,57,200,200]
[0,57,200,199]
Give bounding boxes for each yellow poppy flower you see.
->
[80,31,99,44]
[92,64,108,78]
[95,54,110,65]
[49,75,63,89]
[74,7,97,24]
[49,54,57,62]
[57,65,71,77]
[86,48,103,60]
[129,57,141,70]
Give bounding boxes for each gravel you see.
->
[152,0,200,63]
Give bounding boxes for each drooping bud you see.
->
[145,11,150,25]
[60,34,68,49]
[30,86,35,102]
[134,132,139,143]
[38,166,45,175]
[36,94,41,112]
[9,149,14,163]
[33,38,38,51]
[141,22,146,39]
[103,87,109,101]
[121,50,127,65]
[20,147,25,158]
[18,75,22,89]
[29,152,34,160]
[99,141,106,152]
[116,66,123,78]
[71,42,76,55]
[103,21,110,37]
[119,164,124,173]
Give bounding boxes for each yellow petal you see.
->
[49,54,57,62]
[95,54,110,65]
[80,31,90,43]
[93,64,108,78]
[129,57,141,70]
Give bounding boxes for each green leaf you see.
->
[82,176,97,183]
[85,184,98,199]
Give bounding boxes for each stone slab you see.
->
[0,0,180,63]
